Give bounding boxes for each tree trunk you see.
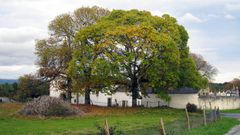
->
[131,78,139,107]
[66,78,72,103]
[66,90,72,103]
[85,88,91,105]
[76,92,79,105]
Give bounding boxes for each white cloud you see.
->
[0,27,46,43]
[225,3,240,11]
[151,11,172,17]
[0,27,46,66]
[214,61,240,83]
[0,65,37,79]
[179,13,204,24]
[207,14,219,19]
[0,0,239,81]
[224,14,235,20]
[187,28,240,83]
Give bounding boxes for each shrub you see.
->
[18,96,84,116]
[96,123,124,135]
[186,103,197,112]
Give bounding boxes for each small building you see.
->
[0,97,11,103]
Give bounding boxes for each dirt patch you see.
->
[72,104,138,116]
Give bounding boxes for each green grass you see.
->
[0,103,239,135]
[0,103,185,135]
[221,109,240,113]
[183,118,240,135]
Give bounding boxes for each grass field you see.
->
[222,109,240,113]
[0,103,239,135]
[183,118,240,135]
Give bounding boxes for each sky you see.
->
[0,0,239,83]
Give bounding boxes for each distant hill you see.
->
[0,79,18,84]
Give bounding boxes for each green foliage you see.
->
[35,7,208,103]
[177,25,207,90]
[179,58,208,90]
[71,9,206,103]
[0,75,48,102]
[0,83,17,98]
[209,83,225,92]
[157,90,171,101]
[16,74,49,102]
[35,6,110,102]
[96,124,124,135]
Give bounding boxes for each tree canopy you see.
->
[17,74,49,102]
[35,6,110,103]
[69,9,206,106]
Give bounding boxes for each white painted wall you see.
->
[50,82,240,109]
[49,80,141,107]
[0,97,11,102]
[49,81,62,98]
[142,94,168,107]
[71,92,141,107]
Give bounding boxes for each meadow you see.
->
[0,103,238,135]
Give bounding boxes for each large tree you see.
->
[71,10,204,106]
[190,53,218,82]
[35,6,109,103]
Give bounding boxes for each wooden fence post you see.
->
[209,102,212,111]
[104,119,110,135]
[185,108,191,131]
[203,107,207,126]
[160,118,166,135]
[214,106,217,122]
[209,102,213,121]
[217,107,221,120]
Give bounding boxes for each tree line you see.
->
[209,77,240,92]
[32,6,217,106]
[0,75,49,102]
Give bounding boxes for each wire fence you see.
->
[101,106,222,135]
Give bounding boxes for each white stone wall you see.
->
[143,94,240,109]
[169,94,199,109]
[142,94,199,108]
[198,97,240,110]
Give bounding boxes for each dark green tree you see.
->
[177,26,208,89]
[16,74,49,102]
